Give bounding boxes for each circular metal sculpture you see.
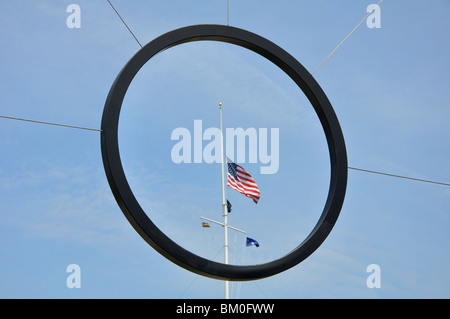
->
[101,24,348,281]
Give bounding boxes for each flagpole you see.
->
[219,102,229,299]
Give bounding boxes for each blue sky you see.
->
[0,0,449,299]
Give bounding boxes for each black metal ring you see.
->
[101,24,347,281]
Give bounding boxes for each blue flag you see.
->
[246,237,259,248]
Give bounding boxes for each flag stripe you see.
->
[227,176,260,191]
[228,184,260,196]
[228,185,259,197]
[228,182,259,192]
[227,175,259,190]
[227,186,259,197]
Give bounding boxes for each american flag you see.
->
[227,157,260,204]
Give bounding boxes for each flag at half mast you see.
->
[227,157,260,204]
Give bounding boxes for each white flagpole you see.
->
[219,102,229,299]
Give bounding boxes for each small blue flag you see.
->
[246,237,259,248]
